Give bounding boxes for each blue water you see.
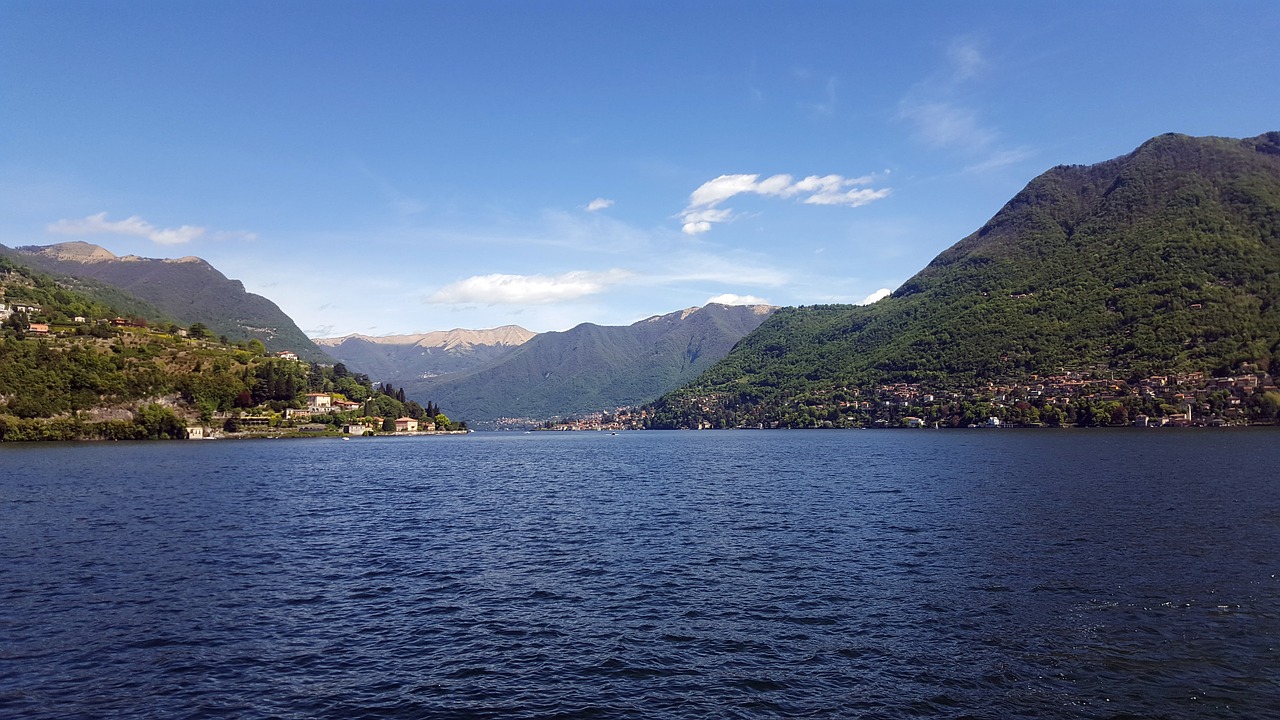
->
[2,430,1278,718]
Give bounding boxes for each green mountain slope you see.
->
[650,132,1280,428]
[0,242,331,362]
[408,303,776,423]
[1,255,443,441]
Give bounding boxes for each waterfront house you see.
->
[306,393,332,411]
[394,417,419,432]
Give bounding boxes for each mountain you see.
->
[0,241,331,362]
[2,253,447,441]
[314,326,536,382]
[402,303,777,423]
[649,132,1280,428]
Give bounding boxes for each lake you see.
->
[2,429,1278,718]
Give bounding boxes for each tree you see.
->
[134,404,184,440]
[382,417,396,432]
[307,362,326,391]
[4,311,29,339]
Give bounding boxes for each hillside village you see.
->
[645,365,1280,430]
[1,265,464,442]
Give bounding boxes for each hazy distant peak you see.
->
[33,241,118,262]
[314,325,536,350]
[23,241,208,267]
[641,303,777,325]
[704,302,776,315]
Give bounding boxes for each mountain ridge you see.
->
[396,303,778,424]
[313,325,535,383]
[648,131,1280,428]
[0,241,332,363]
[314,325,536,352]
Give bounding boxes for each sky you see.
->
[2,1,1278,339]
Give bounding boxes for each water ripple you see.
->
[2,430,1278,718]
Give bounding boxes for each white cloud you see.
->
[794,175,890,206]
[859,288,892,305]
[680,172,889,234]
[688,174,775,208]
[586,198,614,212]
[898,36,1031,175]
[707,293,770,306]
[683,220,713,235]
[48,212,206,245]
[963,146,1036,174]
[947,37,986,82]
[898,99,996,150]
[427,269,630,305]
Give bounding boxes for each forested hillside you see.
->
[0,257,454,440]
[648,132,1280,429]
[0,241,331,362]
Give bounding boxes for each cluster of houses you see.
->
[297,392,433,433]
[650,362,1280,429]
[0,301,41,319]
[1,302,53,335]
[840,365,1278,427]
[1,300,177,337]
[195,391,433,439]
[493,407,647,432]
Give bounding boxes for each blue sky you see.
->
[3,1,1277,338]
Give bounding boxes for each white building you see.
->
[306,393,332,411]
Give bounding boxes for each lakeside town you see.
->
[500,365,1280,431]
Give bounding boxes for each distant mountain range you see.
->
[0,241,331,362]
[649,131,1280,428]
[318,303,776,424]
[313,326,537,382]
